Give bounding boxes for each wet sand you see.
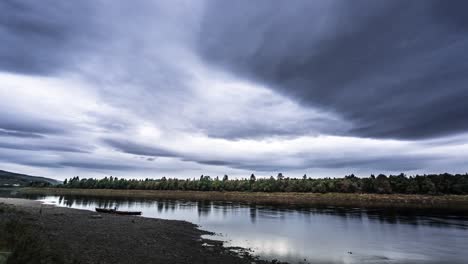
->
[0,198,276,264]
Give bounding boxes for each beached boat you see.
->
[95,208,142,215]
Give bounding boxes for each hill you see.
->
[0,170,60,187]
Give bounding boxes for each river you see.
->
[1,189,468,264]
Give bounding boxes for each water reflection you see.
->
[2,190,468,264]
[0,188,45,200]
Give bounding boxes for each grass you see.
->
[0,203,61,264]
[0,205,12,264]
[20,187,468,210]
[0,252,11,264]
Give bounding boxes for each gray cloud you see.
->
[1,1,468,179]
[101,138,440,173]
[0,0,347,141]
[198,0,468,140]
[0,129,43,138]
[21,161,64,169]
[0,141,88,153]
[221,155,435,172]
[59,161,137,171]
[185,159,240,167]
[0,114,66,135]
[303,155,437,172]
[199,115,348,140]
[0,0,98,75]
[103,139,179,158]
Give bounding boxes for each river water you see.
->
[2,190,468,264]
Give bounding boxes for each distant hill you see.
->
[0,170,60,187]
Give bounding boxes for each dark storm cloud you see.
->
[0,0,96,74]
[199,0,468,140]
[103,139,179,158]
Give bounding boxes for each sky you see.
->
[1,0,468,180]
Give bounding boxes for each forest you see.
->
[55,173,468,195]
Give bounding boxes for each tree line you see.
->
[55,173,468,195]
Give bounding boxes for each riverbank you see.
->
[0,198,276,264]
[20,187,468,210]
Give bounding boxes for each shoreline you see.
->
[20,187,468,211]
[0,198,275,264]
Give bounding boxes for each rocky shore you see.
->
[0,198,274,264]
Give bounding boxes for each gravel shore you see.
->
[0,198,272,264]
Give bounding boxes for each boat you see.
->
[95,208,142,215]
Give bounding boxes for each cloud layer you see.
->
[1,0,468,179]
[199,0,468,139]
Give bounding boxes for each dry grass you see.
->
[21,188,468,210]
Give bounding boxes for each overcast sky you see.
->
[1,0,468,180]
